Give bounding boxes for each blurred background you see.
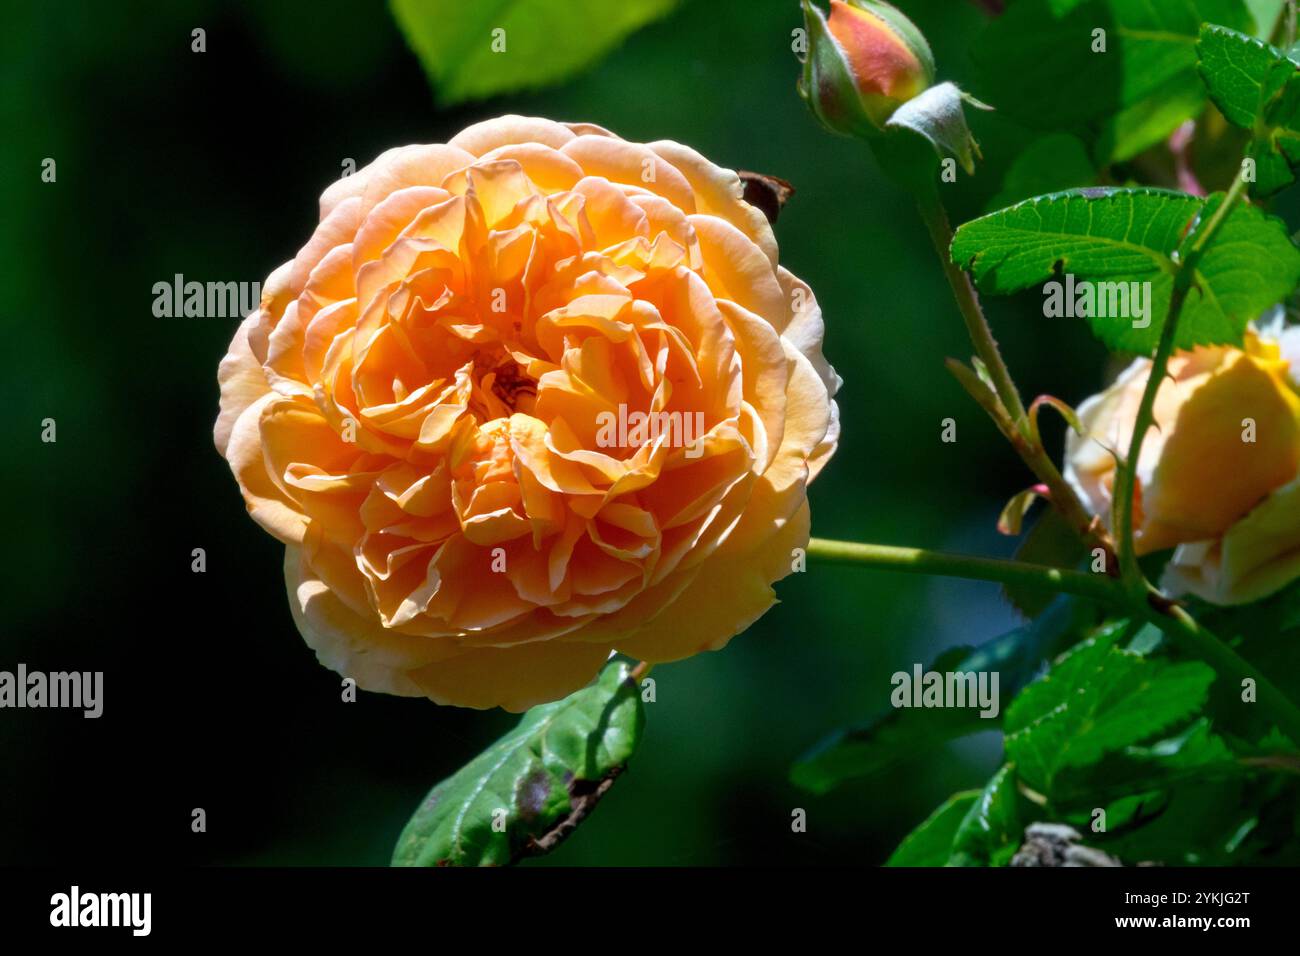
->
[3,0,1286,866]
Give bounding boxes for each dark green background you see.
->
[2,0,1250,865]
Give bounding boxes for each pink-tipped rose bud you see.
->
[799,0,936,137]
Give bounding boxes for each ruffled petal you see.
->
[216,116,838,709]
[215,313,271,456]
[285,544,461,697]
[1162,476,1300,604]
[224,394,309,545]
[613,500,810,662]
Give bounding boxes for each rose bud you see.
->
[1064,325,1300,606]
[799,0,936,137]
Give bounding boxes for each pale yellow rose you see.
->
[215,116,839,710]
[1065,327,1300,605]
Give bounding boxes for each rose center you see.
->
[471,352,536,419]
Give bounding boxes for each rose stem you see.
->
[914,192,1118,566]
[1098,164,1300,734]
[848,162,1300,740]
[806,536,1300,743]
[805,538,1118,600]
[1113,165,1251,590]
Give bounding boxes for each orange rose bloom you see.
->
[1065,326,1300,605]
[215,116,839,710]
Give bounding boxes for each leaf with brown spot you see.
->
[391,660,645,866]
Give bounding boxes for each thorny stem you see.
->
[1113,165,1252,591]
[917,193,1118,566]
[917,193,1026,423]
[841,160,1300,742]
[1113,284,1187,589]
[1096,164,1300,731]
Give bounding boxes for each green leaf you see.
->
[390,0,678,104]
[892,767,1028,868]
[791,601,1090,793]
[951,186,1300,353]
[885,791,979,867]
[1197,24,1300,196]
[972,0,1253,164]
[1090,774,1300,865]
[1004,630,1216,790]
[1198,24,1299,126]
[391,660,644,866]
[1097,790,1171,831]
[948,765,1021,867]
[1046,717,1242,807]
[1125,716,1235,768]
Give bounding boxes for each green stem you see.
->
[806,538,1119,601]
[808,536,1300,743]
[1190,168,1252,256]
[871,159,1300,742]
[1018,163,1300,738]
[1113,166,1252,588]
[1114,286,1186,586]
[917,193,1117,562]
[916,194,1026,423]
